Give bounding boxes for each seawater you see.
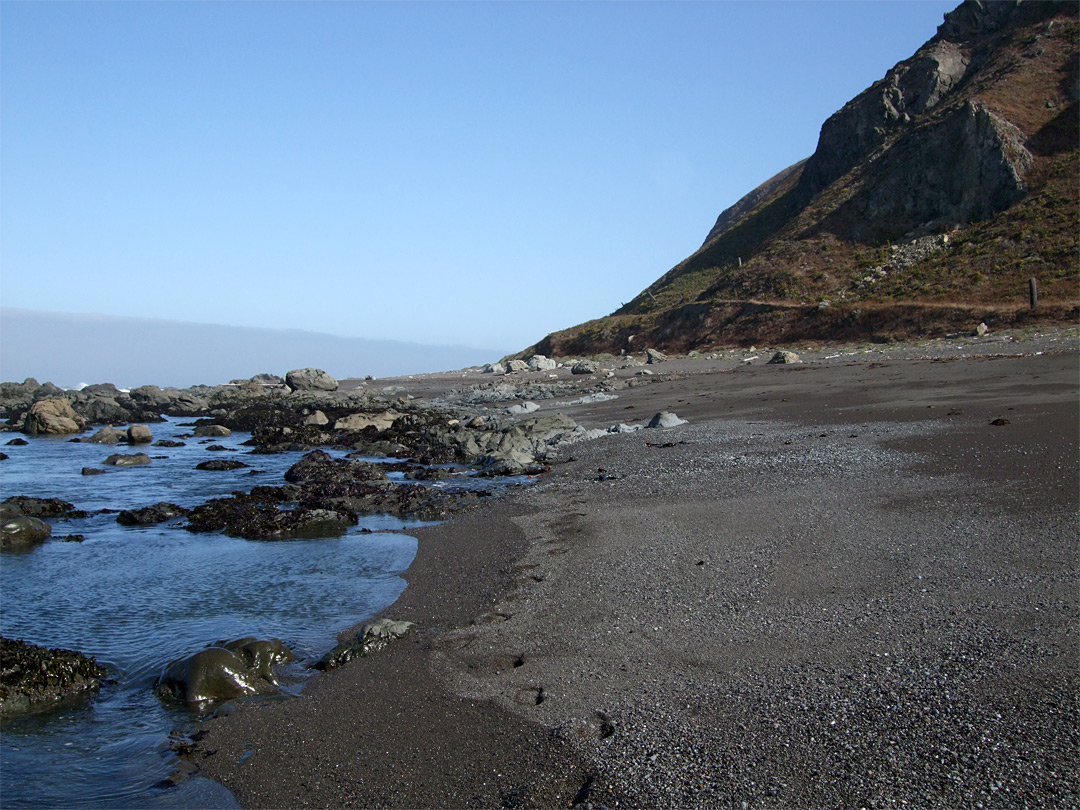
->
[0,417,455,808]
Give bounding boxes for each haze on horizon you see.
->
[2,1,958,372]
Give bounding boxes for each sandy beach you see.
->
[195,331,1079,808]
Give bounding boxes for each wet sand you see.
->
[196,331,1079,808]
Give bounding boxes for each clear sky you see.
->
[2,0,958,355]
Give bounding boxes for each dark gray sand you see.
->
[197,333,1079,809]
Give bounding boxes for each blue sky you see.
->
[2,1,957,355]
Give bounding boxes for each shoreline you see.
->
[194,331,1078,808]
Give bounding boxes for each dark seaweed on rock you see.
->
[0,637,107,718]
[185,488,355,540]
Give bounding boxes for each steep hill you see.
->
[527,0,1078,357]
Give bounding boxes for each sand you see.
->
[194,331,1079,808]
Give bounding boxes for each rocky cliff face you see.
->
[525,0,1078,356]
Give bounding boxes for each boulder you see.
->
[767,351,801,364]
[284,450,387,485]
[285,368,338,393]
[104,453,152,466]
[482,363,506,375]
[193,424,231,438]
[303,410,330,426]
[195,459,250,471]
[0,637,107,718]
[127,424,153,443]
[645,348,668,364]
[505,359,530,374]
[2,496,77,518]
[315,619,414,671]
[185,489,356,540]
[129,385,173,408]
[333,411,400,432]
[647,412,688,429]
[506,401,540,416]
[527,355,557,371]
[23,398,87,435]
[155,638,291,706]
[168,392,210,417]
[1,516,52,549]
[117,502,189,526]
[84,426,124,444]
[571,360,599,375]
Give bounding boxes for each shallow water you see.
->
[0,418,442,808]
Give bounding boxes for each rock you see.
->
[505,359,530,374]
[104,453,152,466]
[195,459,250,471]
[315,619,414,671]
[6,437,29,446]
[284,450,387,485]
[23,398,87,435]
[168,392,210,417]
[635,369,654,376]
[155,638,292,707]
[185,489,356,540]
[645,348,667,364]
[0,637,107,718]
[84,426,125,444]
[2,496,77,518]
[507,401,540,416]
[153,439,186,448]
[303,410,330,426]
[647,412,688,428]
[0,453,7,460]
[333,411,400,432]
[572,360,599,375]
[193,424,231,438]
[768,350,801,364]
[127,424,153,444]
[1,516,52,549]
[527,355,557,371]
[976,322,989,337]
[117,502,189,526]
[81,467,105,476]
[129,385,173,409]
[285,368,338,393]
[482,362,506,375]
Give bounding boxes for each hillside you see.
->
[526,0,1078,357]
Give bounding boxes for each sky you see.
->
[2,0,959,360]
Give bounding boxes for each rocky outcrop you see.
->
[117,502,190,526]
[185,488,356,540]
[155,637,292,707]
[23,398,87,435]
[285,368,338,393]
[195,459,250,471]
[2,496,79,518]
[1,637,107,718]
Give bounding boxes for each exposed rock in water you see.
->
[1,516,52,549]
[104,453,152,467]
[284,449,388,485]
[116,502,190,526]
[81,467,105,476]
[193,424,231,438]
[185,488,356,540]
[127,424,153,444]
[155,637,292,707]
[83,426,125,444]
[2,496,78,518]
[314,619,415,671]
[23,398,87,435]
[0,637,108,718]
[195,459,251,472]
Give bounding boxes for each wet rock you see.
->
[315,619,414,670]
[153,439,186,448]
[84,426,125,444]
[23,398,87,435]
[60,534,85,542]
[185,489,355,540]
[104,453,152,466]
[6,437,29,446]
[572,360,599,375]
[195,459,250,471]
[284,449,387,485]
[768,350,801,364]
[285,368,338,393]
[117,502,190,526]
[1,516,52,549]
[155,637,292,707]
[0,637,107,718]
[0,453,7,461]
[647,412,688,428]
[81,467,106,476]
[193,424,231,438]
[127,424,153,444]
[2,496,78,518]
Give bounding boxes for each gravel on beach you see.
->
[195,336,1079,809]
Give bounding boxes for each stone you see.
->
[768,350,801,364]
[303,410,330,426]
[507,401,540,416]
[23,398,87,435]
[117,502,189,526]
[482,363,506,375]
[645,348,667,364]
[505,359,530,374]
[333,411,400,432]
[2,496,77,518]
[635,369,654,376]
[81,467,105,476]
[193,424,231,437]
[155,638,291,706]
[84,426,124,444]
[285,368,338,393]
[6,437,29,446]
[104,453,152,466]
[647,412,688,428]
[195,459,250,471]
[1,516,52,549]
[976,322,989,337]
[0,637,107,718]
[315,619,414,670]
[527,355,557,371]
[572,360,599,375]
[127,424,153,443]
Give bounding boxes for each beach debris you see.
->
[990,418,1010,426]
[314,618,415,671]
[976,322,990,337]
[647,412,688,428]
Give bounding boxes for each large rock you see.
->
[1,516,52,549]
[185,488,356,540]
[195,459,250,471]
[117,502,189,526]
[193,424,231,438]
[23,398,86,435]
[768,351,801,364]
[2,496,78,518]
[647,412,688,428]
[482,363,506,375]
[505,359,530,374]
[104,453,152,466]
[333,411,400,433]
[571,360,599,375]
[645,348,668,364]
[127,424,153,443]
[527,355,557,371]
[154,638,292,706]
[284,450,387,485]
[285,368,338,393]
[84,426,124,444]
[0,637,107,718]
